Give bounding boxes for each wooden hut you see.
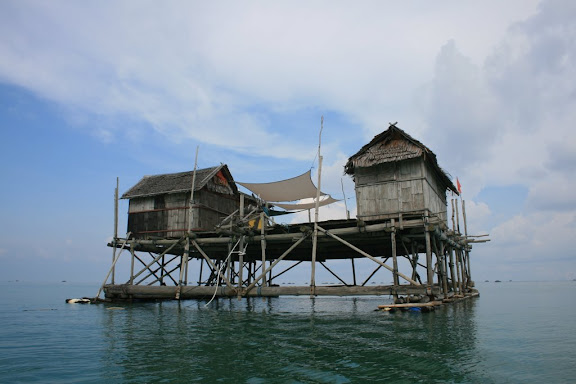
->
[344,124,458,223]
[122,165,241,239]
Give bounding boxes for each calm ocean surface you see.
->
[0,281,574,383]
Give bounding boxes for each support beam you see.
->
[317,225,419,285]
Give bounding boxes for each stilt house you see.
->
[345,124,458,222]
[121,165,240,239]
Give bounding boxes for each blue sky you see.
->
[1,0,575,284]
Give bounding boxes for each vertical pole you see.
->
[238,194,245,300]
[310,116,324,297]
[424,210,434,295]
[187,147,200,233]
[455,200,461,234]
[411,242,419,282]
[129,243,135,285]
[198,258,204,285]
[462,199,472,285]
[456,249,464,293]
[451,199,456,232]
[449,246,457,294]
[391,219,399,301]
[351,258,357,286]
[341,178,350,220]
[112,177,119,285]
[226,241,232,284]
[462,200,468,237]
[260,212,267,287]
[438,240,449,298]
[310,156,322,297]
[176,239,189,299]
[184,252,189,285]
[160,254,165,286]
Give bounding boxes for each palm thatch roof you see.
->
[121,164,237,199]
[345,124,458,194]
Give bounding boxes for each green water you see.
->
[0,281,574,383]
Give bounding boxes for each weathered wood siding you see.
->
[355,157,447,221]
[190,189,239,231]
[127,179,240,238]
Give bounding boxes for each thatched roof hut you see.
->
[345,124,458,222]
[122,165,242,238]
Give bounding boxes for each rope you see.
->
[204,237,247,306]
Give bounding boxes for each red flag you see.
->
[456,178,462,194]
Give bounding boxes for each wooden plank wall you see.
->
[354,158,447,221]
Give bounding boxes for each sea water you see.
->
[0,281,574,383]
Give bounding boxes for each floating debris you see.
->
[66,298,91,304]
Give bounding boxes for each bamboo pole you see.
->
[391,219,399,300]
[424,211,434,292]
[238,194,245,300]
[226,241,232,285]
[310,155,322,297]
[451,199,456,232]
[448,246,457,294]
[260,211,267,287]
[176,239,190,298]
[341,178,350,220]
[112,177,119,285]
[319,262,349,286]
[96,234,131,298]
[310,116,324,297]
[105,283,439,300]
[351,258,357,286]
[455,199,461,234]
[462,199,468,237]
[456,249,464,293]
[129,243,135,285]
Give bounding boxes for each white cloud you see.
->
[0,0,542,160]
[5,0,576,281]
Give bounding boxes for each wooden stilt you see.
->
[310,154,323,297]
[448,246,457,294]
[391,219,399,300]
[129,243,135,285]
[424,211,434,293]
[456,249,464,293]
[260,212,267,287]
[238,195,245,300]
[112,177,119,285]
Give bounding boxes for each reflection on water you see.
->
[2,282,574,383]
[99,296,484,383]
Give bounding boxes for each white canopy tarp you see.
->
[272,196,340,211]
[237,170,339,211]
[237,170,324,202]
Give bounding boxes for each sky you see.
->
[1,0,575,285]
